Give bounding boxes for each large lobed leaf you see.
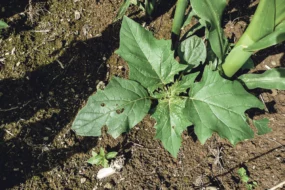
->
[116,16,186,92]
[239,68,285,90]
[187,66,264,144]
[253,118,271,135]
[72,77,151,138]
[152,98,192,157]
[190,0,228,61]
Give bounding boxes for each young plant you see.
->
[0,20,8,30]
[237,167,258,190]
[72,14,276,157]
[115,0,157,21]
[187,0,285,88]
[87,147,118,168]
[222,0,285,77]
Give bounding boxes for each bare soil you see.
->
[0,0,284,189]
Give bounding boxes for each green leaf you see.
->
[245,0,275,42]
[152,98,192,157]
[238,167,249,183]
[184,20,206,38]
[91,151,97,157]
[100,147,105,157]
[178,35,206,68]
[87,155,102,165]
[106,152,118,159]
[172,72,199,94]
[72,77,151,138]
[191,0,228,60]
[182,9,195,28]
[239,68,285,90]
[116,16,187,92]
[0,20,8,30]
[187,66,264,144]
[253,118,271,135]
[245,20,285,52]
[275,0,285,25]
[115,0,131,21]
[102,159,109,168]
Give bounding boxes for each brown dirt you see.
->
[0,0,284,190]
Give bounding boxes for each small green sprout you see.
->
[87,147,118,168]
[237,167,258,190]
[0,20,8,30]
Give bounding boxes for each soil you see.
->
[0,0,284,189]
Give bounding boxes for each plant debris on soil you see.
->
[0,0,284,189]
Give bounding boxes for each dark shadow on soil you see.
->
[223,0,257,23]
[0,1,177,188]
[0,21,119,188]
[215,145,284,178]
[0,0,49,38]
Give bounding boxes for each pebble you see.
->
[80,178,86,184]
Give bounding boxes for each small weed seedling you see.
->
[72,0,285,157]
[116,0,157,21]
[87,147,117,168]
[237,167,258,190]
[0,20,8,30]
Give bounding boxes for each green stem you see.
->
[172,0,188,36]
[222,0,275,77]
[171,0,188,49]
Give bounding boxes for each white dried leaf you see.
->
[97,167,116,179]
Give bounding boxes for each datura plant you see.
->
[72,0,285,157]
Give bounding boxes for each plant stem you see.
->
[171,0,188,48]
[222,0,275,77]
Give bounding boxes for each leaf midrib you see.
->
[126,20,165,85]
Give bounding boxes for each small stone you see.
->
[80,178,86,184]
[74,10,81,20]
[103,182,113,189]
[271,61,277,66]
[43,137,49,141]
[96,81,105,90]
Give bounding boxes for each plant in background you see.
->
[222,0,285,77]
[87,147,117,168]
[237,167,258,190]
[72,0,285,157]
[0,20,8,30]
[116,0,157,21]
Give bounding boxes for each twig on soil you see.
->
[0,100,32,112]
[56,60,65,69]
[265,138,285,150]
[0,106,19,112]
[32,29,51,33]
[259,94,269,112]
[129,141,161,150]
[4,129,14,136]
[268,181,285,190]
